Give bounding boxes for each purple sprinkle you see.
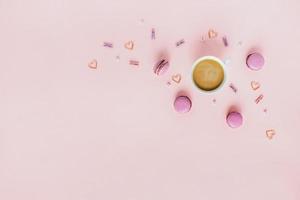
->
[103,42,113,48]
[229,83,237,93]
[255,94,264,104]
[176,39,185,47]
[222,36,228,47]
[151,28,156,40]
[129,60,139,66]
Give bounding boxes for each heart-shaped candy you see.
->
[251,81,260,90]
[172,74,181,83]
[124,41,134,50]
[88,59,97,69]
[266,129,276,140]
[208,29,218,39]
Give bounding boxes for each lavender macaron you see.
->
[154,59,169,76]
[174,96,192,113]
[246,52,264,71]
[226,111,243,128]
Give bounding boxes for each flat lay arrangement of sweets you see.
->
[4,1,300,199]
[89,28,274,138]
[192,56,225,92]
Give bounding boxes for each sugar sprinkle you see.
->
[129,60,139,66]
[266,129,276,140]
[172,74,181,83]
[124,40,134,50]
[103,42,113,48]
[88,59,97,69]
[255,94,264,104]
[229,83,237,93]
[222,36,228,47]
[251,81,261,91]
[176,39,185,47]
[151,28,156,40]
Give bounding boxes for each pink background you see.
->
[1,0,300,199]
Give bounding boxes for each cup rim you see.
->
[191,56,226,93]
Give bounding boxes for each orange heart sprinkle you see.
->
[251,81,261,90]
[172,74,182,83]
[88,59,97,69]
[124,41,134,50]
[266,129,276,140]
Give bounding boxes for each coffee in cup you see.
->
[192,56,225,92]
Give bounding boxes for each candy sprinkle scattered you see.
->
[266,129,276,140]
[229,83,237,93]
[222,36,228,47]
[176,39,185,47]
[167,81,171,86]
[88,59,97,69]
[213,98,216,103]
[172,74,182,83]
[124,40,134,50]
[116,55,120,62]
[255,94,264,104]
[208,29,218,39]
[251,81,261,91]
[129,60,139,66]
[151,28,156,40]
[103,42,113,48]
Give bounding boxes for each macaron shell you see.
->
[226,112,243,128]
[154,60,169,76]
[156,64,169,75]
[246,52,264,71]
[174,96,192,113]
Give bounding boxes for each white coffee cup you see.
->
[191,56,226,92]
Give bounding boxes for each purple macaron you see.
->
[226,111,243,128]
[246,52,264,71]
[174,96,192,113]
[154,59,169,76]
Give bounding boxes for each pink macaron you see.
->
[246,52,264,71]
[174,96,192,113]
[154,59,169,76]
[226,111,243,128]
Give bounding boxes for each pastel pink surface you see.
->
[1,0,300,200]
[227,112,243,128]
[174,96,192,113]
[246,52,265,71]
